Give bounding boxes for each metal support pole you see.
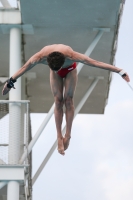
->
[20,104,25,159]
[74,78,99,116]
[20,76,28,158]
[32,78,99,185]
[0,0,11,8]
[7,28,21,200]
[20,76,26,160]
[7,182,19,200]
[19,30,104,164]
[19,104,55,164]
[77,30,104,74]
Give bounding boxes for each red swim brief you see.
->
[57,62,77,78]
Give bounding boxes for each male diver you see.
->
[2,44,130,155]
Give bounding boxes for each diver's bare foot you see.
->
[63,135,71,150]
[57,137,65,155]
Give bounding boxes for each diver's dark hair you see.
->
[47,52,65,71]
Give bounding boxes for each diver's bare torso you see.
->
[39,44,75,68]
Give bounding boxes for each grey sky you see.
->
[31,0,133,199]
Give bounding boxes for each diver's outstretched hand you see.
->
[2,82,14,95]
[119,70,130,82]
[2,78,16,95]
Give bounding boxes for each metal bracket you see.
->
[0,165,29,182]
[0,24,34,34]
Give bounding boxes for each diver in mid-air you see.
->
[2,44,130,155]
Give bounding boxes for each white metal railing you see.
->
[0,100,30,165]
[0,100,32,199]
